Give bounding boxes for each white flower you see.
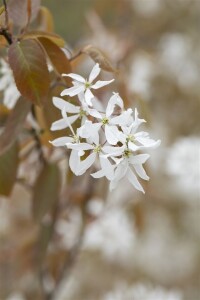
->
[0,59,21,109]
[87,93,133,145]
[119,109,161,151]
[61,63,114,106]
[50,94,90,131]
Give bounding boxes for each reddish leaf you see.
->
[0,142,18,196]
[8,0,41,28]
[0,97,31,156]
[82,45,117,73]
[32,163,60,222]
[22,31,65,47]
[36,6,54,32]
[38,37,71,83]
[8,39,50,106]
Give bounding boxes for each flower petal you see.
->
[99,155,115,180]
[89,63,101,83]
[129,154,150,165]
[85,88,94,106]
[91,79,114,89]
[69,150,81,175]
[127,168,145,193]
[105,125,121,145]
[66,142,93,151]
[53,97,80,113]
[106,92,124,117]
[51,115,79,131]
[61,84,84,97]
[133,164,149,181]
[50,136,73,147]
[78,152,96,175]
[62,73,85,83]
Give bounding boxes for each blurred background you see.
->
[0,0,200,299]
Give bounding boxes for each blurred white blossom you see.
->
[0,59,20,109]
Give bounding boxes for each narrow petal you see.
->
[103,145,125,156]
[85,88,94,106]
[53,97,79,113]
[66,142,93,151]
[105,125,121,145]
[78,152,96,175]
[69,150,80,175]
[91,169,105,179]
[129,154,150,165]
[89,63,101,83]
[133,164,149,180]
[99,155,115,180]
[127,168,145,193]
[51,115,79,131]
[135,136,161,149]
[61,84,84,97]
[50,118,68,131]
[128,141,140,152]
[111,109,133,126]
[91,79,114,89]
[50,137,73,147]
[106,92,124,117]
[62,73,85,83]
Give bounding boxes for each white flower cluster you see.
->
[50,63,160,193]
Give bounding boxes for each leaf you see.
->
[8,39,50,106]
[32,163,60,222]
[36,6,54,32]
[22,31,65,47]
[82,45,117,73]
[0,142,18,196]
[37,37,71,84]
[0,97,31,156]
[8,0,41,28]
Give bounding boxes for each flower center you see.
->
[123,149,131,158]
[79,108,86,118]
[127,134,135,143]
[93,145,101,153]
[102,117,109,125]
[85,81,91,89]
[72,135,79,143]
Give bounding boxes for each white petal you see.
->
[91,169,105,179]
[103,145,125,156]
[88,108,102,119]
[61,84,84,97]
[78,152,96,175]
[111,109,133,126]
[106,92,124,117]
[53,97,79,113]
[105,125,120,145]
[67,142,93,151]
[69,150,80,175]
[50,137,73,147]
[89,63,100,83]
[127,168,145,193]
[128,141,140,151]
[51,115,79,131]
[62,73,85,83]
[133,164,149,181]
[129,154,150,165]
[91,79,114,89]
[99,155,115,180]
[50,118,68,131]
[135,136,161,149]
[85,88,94,106]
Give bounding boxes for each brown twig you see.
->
[69,50,82,62]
